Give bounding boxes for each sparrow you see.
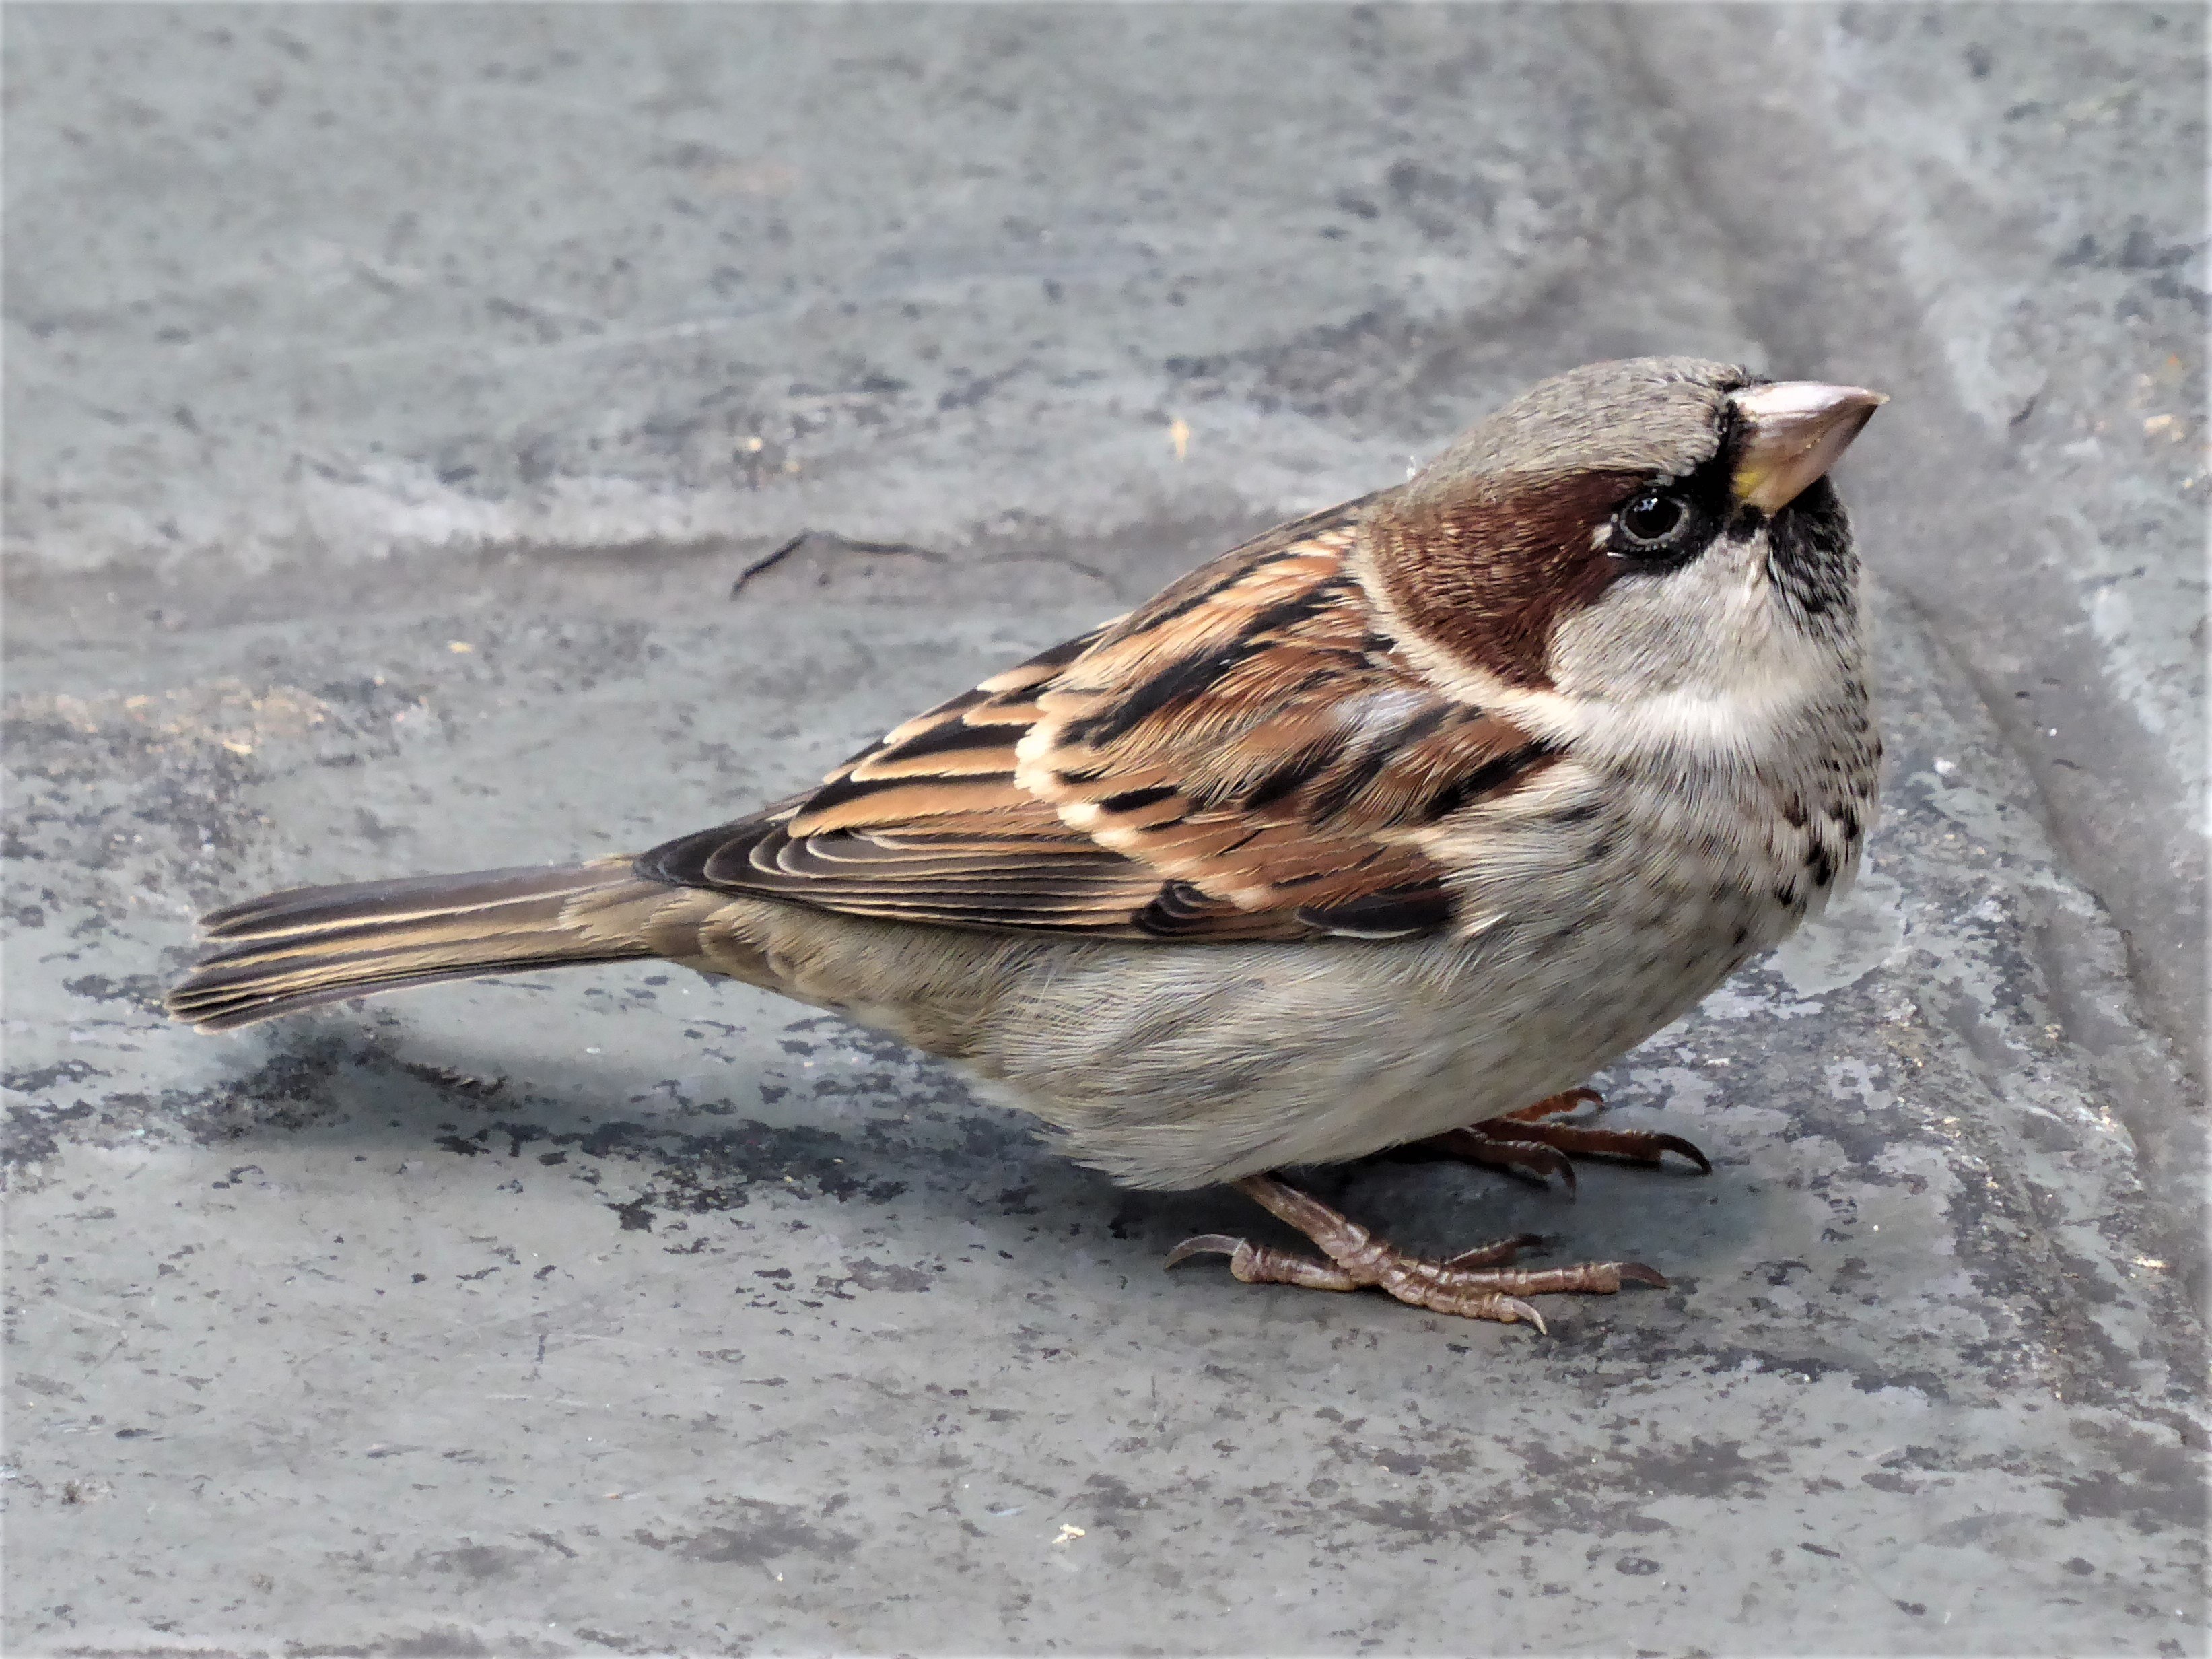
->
[166,356,1884,1332]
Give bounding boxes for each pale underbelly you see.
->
[948,901,1776,1190]
[692,864,1801,1192]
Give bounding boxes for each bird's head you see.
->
[1359,356,1883,743]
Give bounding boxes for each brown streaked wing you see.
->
[636,495,1561,939]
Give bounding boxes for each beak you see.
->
[1729,382,1887,514]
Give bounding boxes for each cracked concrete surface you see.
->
[5,7,2204,1655]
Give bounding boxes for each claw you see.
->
[1502,1139,1578,1194]
[1652,1134,1714,1176]
[1618,1262,1669,1289]
[1495,1297,1548,1334]
[1444,1232,1546,1271]
[1163,1233,1245,1270]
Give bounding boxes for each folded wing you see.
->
[639,500,1560,940]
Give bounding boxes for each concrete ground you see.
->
[4,6,2204,1655]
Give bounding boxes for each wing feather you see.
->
[637,496,1560,939]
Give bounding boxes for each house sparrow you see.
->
[167,357,1883,1332]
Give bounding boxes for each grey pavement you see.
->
[3,6,2205,1656]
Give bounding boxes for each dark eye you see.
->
[1614,489,1689,552]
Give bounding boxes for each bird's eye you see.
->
[1614,489,1689,551]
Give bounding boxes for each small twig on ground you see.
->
[728,531,810,598]
[729,530,948,598]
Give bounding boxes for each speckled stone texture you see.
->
[5,6,2203,1656]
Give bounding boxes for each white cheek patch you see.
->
[1544,533,1846,765]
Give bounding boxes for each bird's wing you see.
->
[638,498,1561,940]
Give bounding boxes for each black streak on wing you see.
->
[1097,784,1181,814]
[1296,885,1452,938]
[1132,879,1229,937]
[637,819,767,889]
[1422,740,1561,821]
[1239,743,1338,813]
[1060,644,1258,748]
[1300,702,1455,825]
[874,709,1012,758]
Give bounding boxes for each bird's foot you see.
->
[1394,1087,1712,1194]
[1165,1173,1665,1332]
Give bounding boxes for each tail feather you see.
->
[167,858,668,1031]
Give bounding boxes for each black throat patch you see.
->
[1763,475,1857,621]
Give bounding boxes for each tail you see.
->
[166,858,677,1031]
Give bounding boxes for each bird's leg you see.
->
[1393,1087,1713,1194]
[1165,1174,1665,1332]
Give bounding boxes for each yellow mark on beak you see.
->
[1731,382,1887,514]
